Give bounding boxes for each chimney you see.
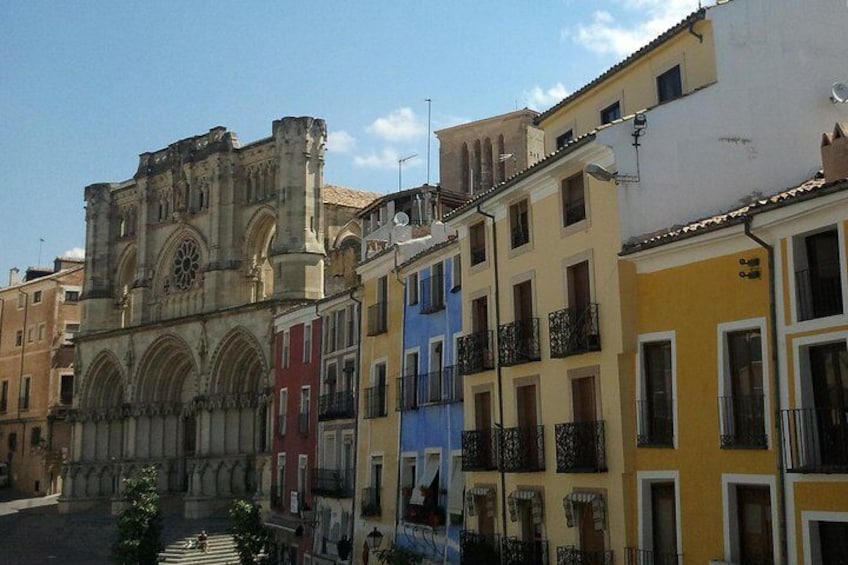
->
[8,268,19,287]
[821,122,848,183]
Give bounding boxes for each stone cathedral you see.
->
[59,117,367,517]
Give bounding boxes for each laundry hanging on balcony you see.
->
[465,485,495,517]
[409,456,440,505]
[563,491,605,531]
[508,488,543,525]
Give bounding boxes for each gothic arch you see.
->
[79,350,125,409]
[208,327,268,394]
[330,218,362,251]
[151,226,209,295]
[115,244,137,326]
[134,334,199,403]
[243,206,276,301]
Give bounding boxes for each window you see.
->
[277,453,287,510]
[0,381,8,412]
[422,262,445,314]
[30,426,42,447]
[33,291,42,304]
[367,277,388,335]
[365,362,388,418]
[345,305,356,347]
[278,388,288,435]
[556,130,574,149]
[15,330,22,347]
[282,331,290,369]
[400,456,417,517]
[470,222,486,266]
[325,313,337,353]
[732,484,774,564]
[60,374,74,405]
[509,199,530,249]
[368,455,384,515]
[451,254,462,291]
[335,309,345,350]
[649,482,678,558]
[8,432,17,452]
[600,102,621,125]
[794,227,843,321]
[299,387,311,435]
[64,290,80,302]
[303,324,312,363]
[20,376,31,410]
[656,65,683,103]
[63,323,80,345]
[720,328,766,448]
[37,323,45,342]
[638,338,674,447]
[407,272,419,306]
[17,294,25,309]
[561,174,586,227]
[812,519,848,564]
[27,327,34,343]
[297,454,308,502]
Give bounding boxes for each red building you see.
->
[267,305,321,564]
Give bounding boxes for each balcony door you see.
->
[578,500,605,557]
[475,391,492,431]
[806,230,843,318]
[567,261,591,313]
[472,296,489,333]
[809,342,848,467]
[477,494,495,536]
[573,377,596,423]
[572,376,598,470]
[517,384,539,468]
[736,485,773,565]
[651,482,678,558]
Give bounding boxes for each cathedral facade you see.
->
[60,116,363,518]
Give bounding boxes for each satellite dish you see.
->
[831,82,848,104]
[393,211,410,226]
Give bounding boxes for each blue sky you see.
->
[0,0,699,280]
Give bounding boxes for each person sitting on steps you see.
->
[197,530,208,553]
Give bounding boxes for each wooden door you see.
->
[514,281,533,322]
[737,485,773,565]
[572,376,598,470]
[475,392,492,431]
[473,297,489,334]
[578,501,605,556]
[517,385,539,468]
[572,376,597,423]
[568,261,591,313]
[477,495,495,536]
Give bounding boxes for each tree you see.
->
[373,544,424,565]
[112,465,163,565]
[229,499,270,564]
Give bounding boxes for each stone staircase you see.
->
[158,532,241,564]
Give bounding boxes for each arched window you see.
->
[461,143,470,194]
[497,135,506,183]
[473,140,482,194]
[483,137,493,191]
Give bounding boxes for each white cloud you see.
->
[354,148,402,170]
[62,247,85,259]
[327,130,356,153]
[564,0,697,58]
[366,108,427,141]
[523,83,569,111]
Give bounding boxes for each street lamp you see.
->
[365,527,384,551]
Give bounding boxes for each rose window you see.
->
[171,239,200,290]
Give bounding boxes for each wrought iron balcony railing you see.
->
[502,536,549,565]
[563,197,586,226]
[557,546,614,565]
[470,247,486,266]
[418,365,463,405]
[718,394,767,449]
[460,531,500,564]
[781,407,848,473]
[624,547,682,565]
[549,304,601,358]
[317,390,355,421]
[501,425,545,473]
[363,384,387,419]
[498,318,542,366]
[311,468,353,498]
[795,264,843,321]
[367,303,388,336]
[420,274,445,314]
[458,331,495,375]
[461,428,498,471]
[298,412,310,435]
[361,486,382,517]
[396,374,418,411]
[636,399,674,448]
[555,420,607,473]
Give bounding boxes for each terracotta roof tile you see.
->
[323,185,383,208]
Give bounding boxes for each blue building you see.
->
[396,239,464,563]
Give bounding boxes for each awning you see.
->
[447,462,465,516]
[508,488,543,525]
[465,485,495,517]
[409,456,440,505]
[563,492,605,531]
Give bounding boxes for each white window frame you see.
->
[717,318,771,449]
[282,330,290,369]
[277,452,287,510]
[278,388,288,435]
[637,470,682,556]
[32,290,42,304]
[787,222,847,328]
[636,331,678,448]
[791,330,848,410]
[802,510,848,565]
[407,272,419,306]
[720,473,778,564]
[451,254,462,291]
[303,323,312,364]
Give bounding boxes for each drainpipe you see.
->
[15,290,29,489]
[743,215,788,565]
[393,244,407,546]
[349,287,362,537]
[475,205,508,561]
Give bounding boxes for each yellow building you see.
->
[621,125,848,564]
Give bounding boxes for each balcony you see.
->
[297,412,310,435]
[458,331,495,375]
[420,274,445,314]
[361,486,382,517]
[418,365,463,405]
[318,391,355,421]
[460,531,500,564]
[795,263,843,321]
[461,428,498,471]
[555,420,607,473]
[311,468,353,498]
[636,399,674,448]
[402,488,446,528]
[363,385,387,419]
[557,546,614,565]
[781,408,848,473]
[549,304,601,358]
[396,374,418,411]
[498,318,541,366]
[502,537,548,565]
[718,395,767,449]
[624,548,681,565]
[501,425,545,473]
[367,303,387,336]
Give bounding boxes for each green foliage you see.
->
[228,499,270,565]
[112,465,164,565]
[373,544,424,565]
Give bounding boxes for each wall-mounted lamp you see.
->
[366,527,384,550]
[738,257,761,279]
[584,163,639,185]
[632,112,648,147]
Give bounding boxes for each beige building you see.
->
[60,117,376,518]
[0,258,84,496]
